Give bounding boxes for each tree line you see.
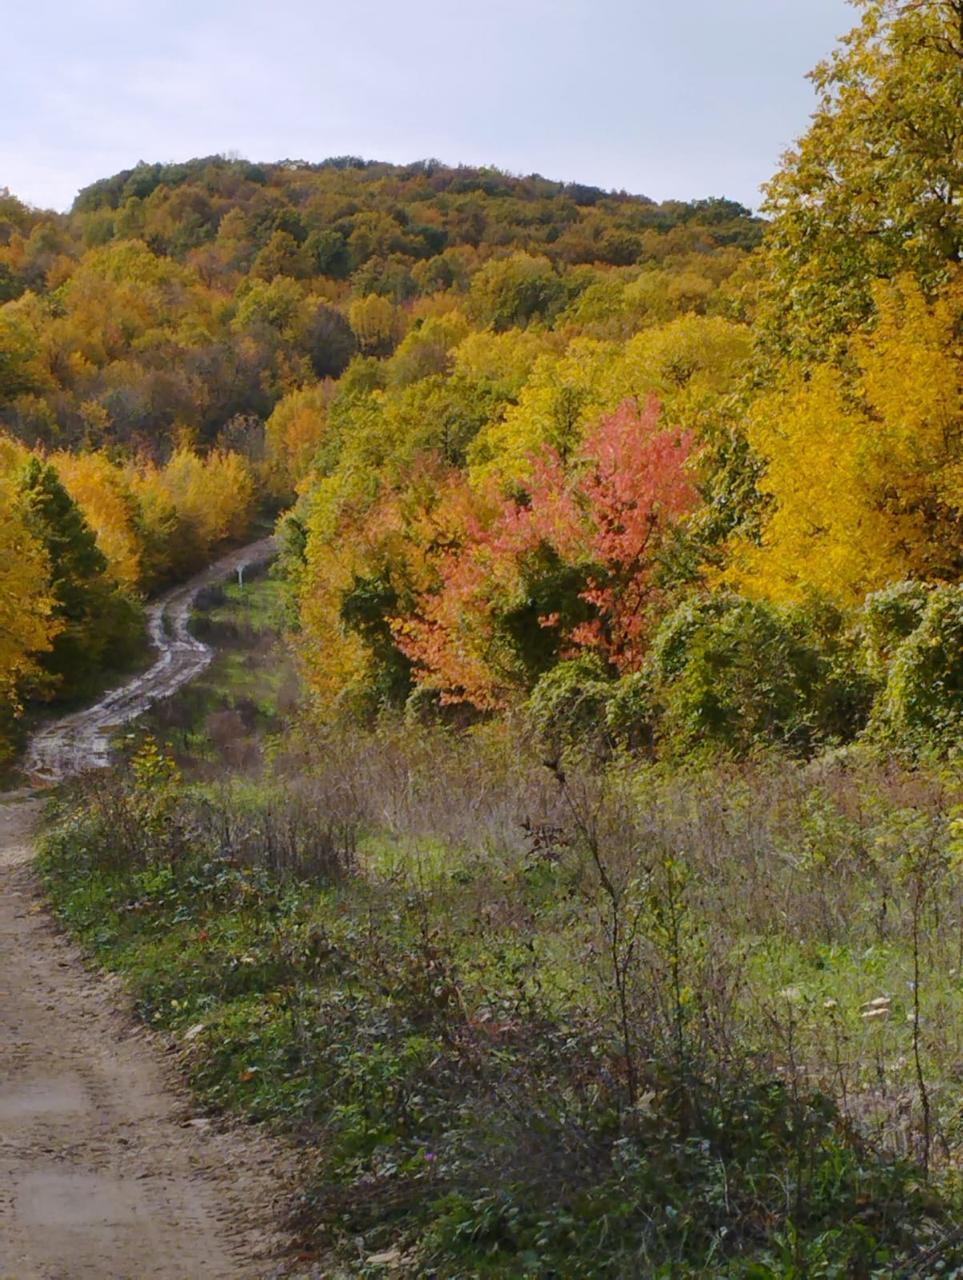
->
[2,0,961,762]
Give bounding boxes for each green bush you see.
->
[870,584,963,753]
[860,580,931,679]
[525,655,614,754]
[786,594,876,743]
[603,670,654,751]
[646,593,870,758]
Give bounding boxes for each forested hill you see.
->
[3,0,962,769]
[69,155,760,257]
[0,156,761,751]
[8,5,963,1274]
[0,157,759,453]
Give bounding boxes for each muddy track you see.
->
[24,537,276,783]
[0,539,293,1280]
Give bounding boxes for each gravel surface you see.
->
[24,538,276,783]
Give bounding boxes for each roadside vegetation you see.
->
[37,557,963,1273]
[40,730,963,1276]
[134,566,298,774]
[19,1,963,1274]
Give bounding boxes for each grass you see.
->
[37,726,963,1277]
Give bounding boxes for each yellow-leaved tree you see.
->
[0,457,60,751]
[264,384,329,498]
[52,451,144,590]
[157,448,257,553]
[467,317,751,490]
[725,276,962,605]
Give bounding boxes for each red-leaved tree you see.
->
[393,398,695,705]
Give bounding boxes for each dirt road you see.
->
[25,538,276,783]
[1,541,289,1280]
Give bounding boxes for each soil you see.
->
[0,541,294,1280]
[24,539,276,783]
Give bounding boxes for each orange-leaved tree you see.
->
[393,399,695,707]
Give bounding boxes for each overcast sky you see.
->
[3,0,853,213]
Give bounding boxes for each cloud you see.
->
[1,0,848,211]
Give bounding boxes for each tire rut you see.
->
[24,537,275,783]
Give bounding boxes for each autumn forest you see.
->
[3,1,963,1274]
[3,16,961,760]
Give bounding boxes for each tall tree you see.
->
[393,400,695,707]
[18,458,141,695]
[725,275,963,605]
[0,476,60,750]
[761,0,963,360]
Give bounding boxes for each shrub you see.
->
[861,580,931,679]
[39,744,963,1276]
[646,594,814,757]
[525,655,613,755]
[870,583,963,753]
[787,594,876,743]
[646,593,871,758]
[602,670,654,751]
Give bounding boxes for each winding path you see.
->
[25,536,276,783]
[0,538,289,1280]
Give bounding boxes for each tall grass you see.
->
[40,725,963,1275]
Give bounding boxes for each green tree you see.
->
[870,584,963,751]
[18,458,141,696]
[0,303,45,404]
[251,229,311,280]
[761,0,963,359]
[467,253,569,330]
[301,302,357,378]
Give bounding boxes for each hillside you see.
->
[3,1,963,1276]
[0,158,761,752]
[0,159,758,451]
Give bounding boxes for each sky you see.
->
[3,0,854,213]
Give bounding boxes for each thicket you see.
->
[0,434,259,757]
[40,730,963,1276]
